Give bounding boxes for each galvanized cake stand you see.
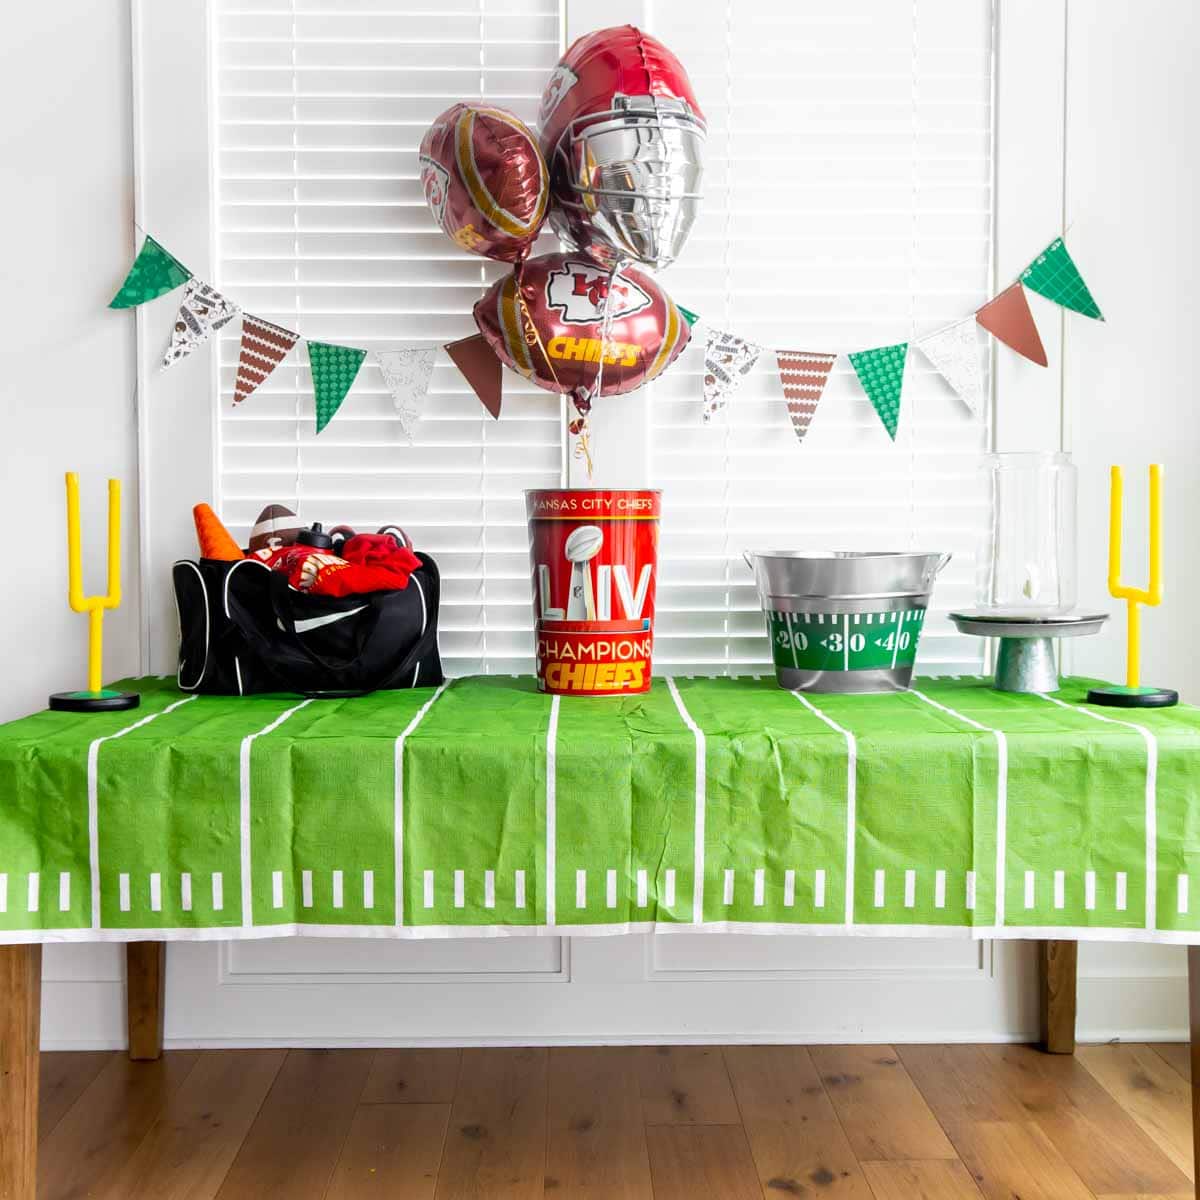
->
[949,611,1109,693]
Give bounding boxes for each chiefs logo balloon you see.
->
[545,258,653,324]
[418,103,549,263]
[474,253,691,399]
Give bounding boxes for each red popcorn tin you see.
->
[525,489,661,696]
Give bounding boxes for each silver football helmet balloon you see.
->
[548,95,706,272]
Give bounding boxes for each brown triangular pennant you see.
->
[234,314,299,404]
[976,283,1048,367]
[776,350,837,443]
[445,333,502,419]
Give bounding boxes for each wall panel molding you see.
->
[220,938,568,987]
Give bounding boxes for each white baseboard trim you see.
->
[40,1031,1191,1052]
[40,1029,1191,1052]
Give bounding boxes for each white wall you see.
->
[5,0,1198,1048]
[0,1,141,721]
[1064,0,1200,1011]
[1066,0,1200,699]
[0,1,138,1034]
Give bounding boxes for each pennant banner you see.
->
[308,340,367,434]
[703,329,763,420]
[377,347,437,440]
[106,231,1103,440]
[445,333,502,420]
[161,279,240,371]
[234,314,299,405]
[109,236,191,309]
[915,319,984,416]
[776,350,836,443]
[976,283,1047,367]
[848,342,907,440]
[1021,237,1103,320]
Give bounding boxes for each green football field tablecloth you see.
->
[1,674,1199,944]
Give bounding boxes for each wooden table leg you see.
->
[1039,939,1078,1054]
[126,941,166,1061]
[0,944,41,1200]
[1188,945,1200,1194]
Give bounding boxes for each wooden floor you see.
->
[36,1042,1197,1199]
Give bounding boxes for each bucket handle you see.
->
[927,551,953,585]
[744,550,950,573]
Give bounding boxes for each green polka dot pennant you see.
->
[848,342,908,440]
[1021,237,1104,320]
[307,340,367,434]
[108,236,191,309]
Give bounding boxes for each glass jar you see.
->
[977,451,1077,616]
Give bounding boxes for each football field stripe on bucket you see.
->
[745,551,950,694]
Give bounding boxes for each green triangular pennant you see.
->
[678,304,699,327]
[307,340,367,433]
[848,342,907,440]
[1021,238,1103,320]
[108,236,191,309]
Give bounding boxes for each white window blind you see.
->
[647,0,995,675]
[211,0,564,675]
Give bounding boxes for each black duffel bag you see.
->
[172,553,444,697]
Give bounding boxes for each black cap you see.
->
[297,522,334,550]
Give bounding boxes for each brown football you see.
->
[248,503,303,553]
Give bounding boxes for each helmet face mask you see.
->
[538,28,707,272]
[549,100,705,271]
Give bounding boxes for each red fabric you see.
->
[261,545,352,593]
[342,533,419,570]
[260,534,421,597]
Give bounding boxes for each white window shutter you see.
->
[211,0,995,680]
[212,0,564,676]
[645,1,995,675]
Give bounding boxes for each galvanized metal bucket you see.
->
[743,551,951,693]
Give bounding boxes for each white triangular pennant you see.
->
[915,318,984,416]
[161,279,240,371]
[702,329,763,421]
[376,347,437,440]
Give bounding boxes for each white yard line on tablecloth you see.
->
[909,689,1009,929]
[393,682,449,926]
[239,700,313,928]
[545,695,560,927]
[87,695,198,931]
[790,692,858,927]
[666,677,707,926]
[1038,692,1158,932]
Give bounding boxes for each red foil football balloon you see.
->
[419,103,549,263]
[473,252,691,399]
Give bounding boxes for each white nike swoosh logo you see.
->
[286,606,368,634]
